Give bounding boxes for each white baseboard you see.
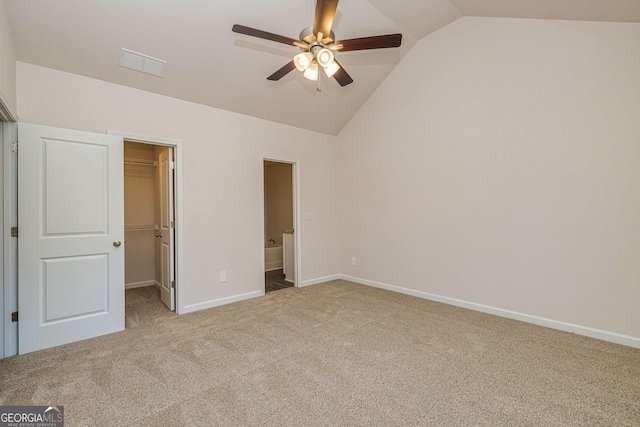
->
[125,280,156,290]
[339,275,640,349]
[299,274,341,288]
[182,290,264,314]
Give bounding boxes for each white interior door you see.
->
[18,123,124,354]
[158,147,175,311]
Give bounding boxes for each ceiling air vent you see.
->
[119,48,167,78]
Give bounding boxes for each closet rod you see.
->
[125,224,156,231]
[124,157,157,167]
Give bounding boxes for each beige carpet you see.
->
[1,280,639,426]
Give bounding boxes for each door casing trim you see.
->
[108,130,185,314]
[261,155,302,288]
[2,122,18,358]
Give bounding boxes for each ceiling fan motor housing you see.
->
[300,26,336,46]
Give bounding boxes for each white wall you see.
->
[338,18,640,341]
[13,17,640,347]
[16,62,339,308]
[0,1,17,118]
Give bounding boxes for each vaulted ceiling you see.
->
[4,0,640,135]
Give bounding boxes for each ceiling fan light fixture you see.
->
[232,1,403,88]
[323,60,340,78]
[316,48,334,68]
[294,52,313,71]
[303,62,319,81]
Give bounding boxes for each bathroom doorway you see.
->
[124,140,177,311]
[263,159,296,292]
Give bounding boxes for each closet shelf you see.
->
[125,224,156,231]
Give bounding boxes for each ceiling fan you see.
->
[232,0,402,90]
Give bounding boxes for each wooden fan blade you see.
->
[313,0,339,39]
[267,61,297,81]
[332,59,353,87]
[337,33,402,52]
[232,24,299,46]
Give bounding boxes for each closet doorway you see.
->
[124,141,176,311]
[263,160,296,292]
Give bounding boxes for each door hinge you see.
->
[11,227,18,237]
[170,221,175,228]
[170,161,175,170]
[10,142,18,153]
[171,280,175,289]
[11,312,18,322]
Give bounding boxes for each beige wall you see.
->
[13,16,640,344]
[124,141,156,286]
[16,62,340,307]
[0,1,17,117]
[264,161,293,245]
[338,18,640,339]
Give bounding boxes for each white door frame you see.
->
[261,155,302,288]
[108,130,186,314]
[0,97,18,358]
[2,121,18,358]
[1,122,4,357]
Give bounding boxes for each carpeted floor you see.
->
[1,280,639,426]
[124,285,173,329]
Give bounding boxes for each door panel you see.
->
[44,139,108,234]
[18,123,124,354]
[158,147,175,311]
[42,254,108,321]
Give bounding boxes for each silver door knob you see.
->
[155,233,162,238]
[113,240,122,247]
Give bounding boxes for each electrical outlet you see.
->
[351,257,356,266]
[220,271,227,283]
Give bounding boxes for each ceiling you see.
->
[4,0,640,135]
